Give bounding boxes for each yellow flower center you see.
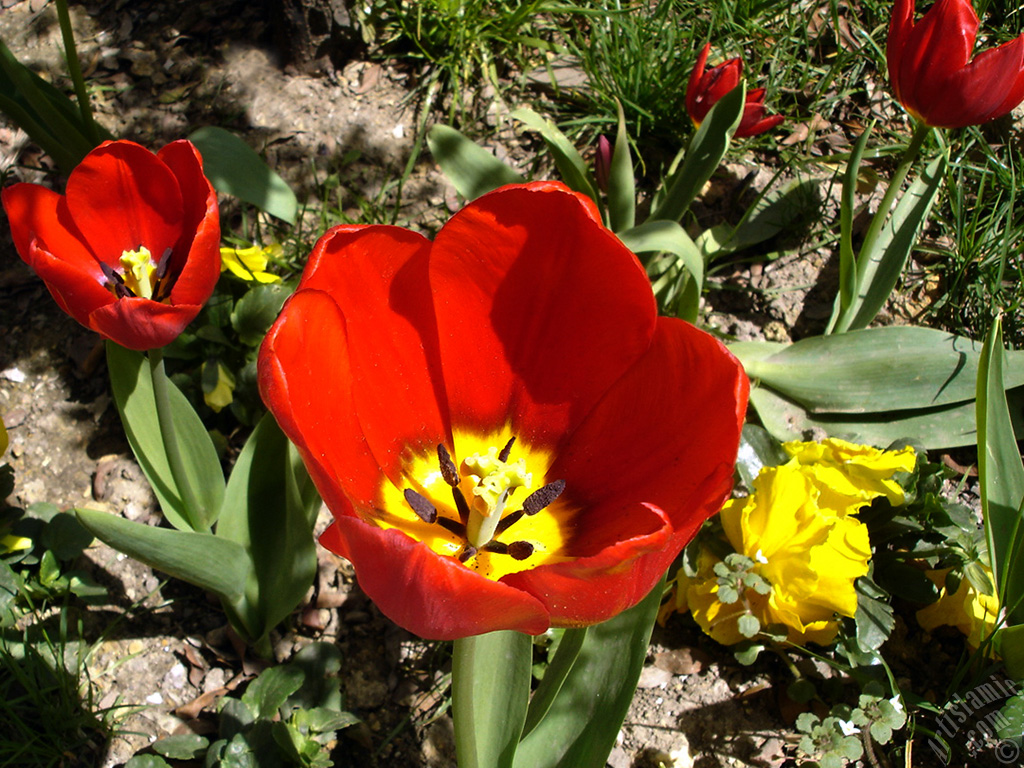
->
[102,245,174,301]
[377,428,571,580]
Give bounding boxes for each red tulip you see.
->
[686,42,784,138]
[2,140,220,351]
[887,0,1024,128]
[258,181,749,640]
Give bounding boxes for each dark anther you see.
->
[155,247,173,279]
[458,545,478,563]
[114,282,134,299]
[507,541,534,560]
[482,541,508,554]
[436,517,466,537]
[452,486,471,525]
[521,479,566,515]
[437,444,460,486]
[404,488,437,524]
[99,261,122,285]
[494,509,524,536]
[498,436,516,462]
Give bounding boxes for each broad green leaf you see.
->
[152,734,209,760]
[188,126,297,223]
[607,99,635,233]
[231,283,291,347]
[106,342,225,532]
[216,412,318,644]
[993,624,1024,682]
[619,220,703,323]
[512,107,598,203]
[284,642,344,712]
[735,423,789,487]
[453,630,532,768]
[995,688,1024,741]
[513,577,663,768]
[843,153,946,331]
[124,756,173,768]
[40,512,93,560]
[854,577,894,652]
[650,83,745,223]
[738,326,1024,414]
[428,124,524,201]
[75,507,247,601]
[748,383,1024,450]
[242,664,305,720]
[521,627,586,739]
[978,316,1024,625]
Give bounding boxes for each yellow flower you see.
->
[917,566,1000,651]
[783,437,915,514]
[0,419,7,457]
[220,243,283,283]
[202,362,235,413]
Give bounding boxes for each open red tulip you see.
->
[686,42,784,138]
[887,0,1024,128]
[259,182,749,640]
[2,140,220,350]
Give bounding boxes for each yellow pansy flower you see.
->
[687,462,871,645]
[202,362,236,413]
[783,437,915,513]
[917,566,1000,651]
[220,243,283,283]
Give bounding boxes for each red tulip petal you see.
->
[320,518,550,639]
[887,0,916,104]
[428,183,657,448]
[26,240,114,326]
[88,298,202,351]
[930,36,1024,126]
[65,141,184,266]
[260,288,392,511]
[686,42,712,120]
[898,0,979,119]
[551,317,746,555]
[157,140,221,305]
[2,183,98,277]
[283,225,448,485]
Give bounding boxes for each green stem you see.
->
[55,0,99,146]
[149,348,208,532]
[452,630,532,768]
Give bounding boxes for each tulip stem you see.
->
[149,348,208,532]
[833,120,932,333]
[54,0,100,146]
[452,630,532,768]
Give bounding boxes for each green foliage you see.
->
[130,644,356,768]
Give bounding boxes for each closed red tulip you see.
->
[887,0,1024,128]
[259,181,749,640]
[686,43,784,138]
[2,140,220,350]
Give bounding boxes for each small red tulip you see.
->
[258,181,749,640]
[686,43,784,138]
[887,0,1024,128]
[594,135,613,192]
[2,140,220,351]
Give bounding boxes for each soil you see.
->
[0,2,1002,768]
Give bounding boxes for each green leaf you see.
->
[738,326,1024,414]
[231,283,292,347]
[748,383,1012,450]
[737,614,760,638]
[188,126,297,224]
[853,577,894,652]
[74,507,247,601]
[428,124,524,201]
[284,642,344,713]
[512,107,599,204]
[216,412,318,645]
[513,578,663,768]
[40,512,93,560]
[242,664,306,720]
[995,689,1024,741]
[844,153,946,331]
[994,625,1024,681]
[106,342,225,531]
[521,627,586,739]
[619,219,704,322]
[650,83,745,223]
[735,424,789,487]
[607,99,635,233]
[453,630,532,768]
[152,734,209,759]
[978,316,1024,625]
[124,756,173,768]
